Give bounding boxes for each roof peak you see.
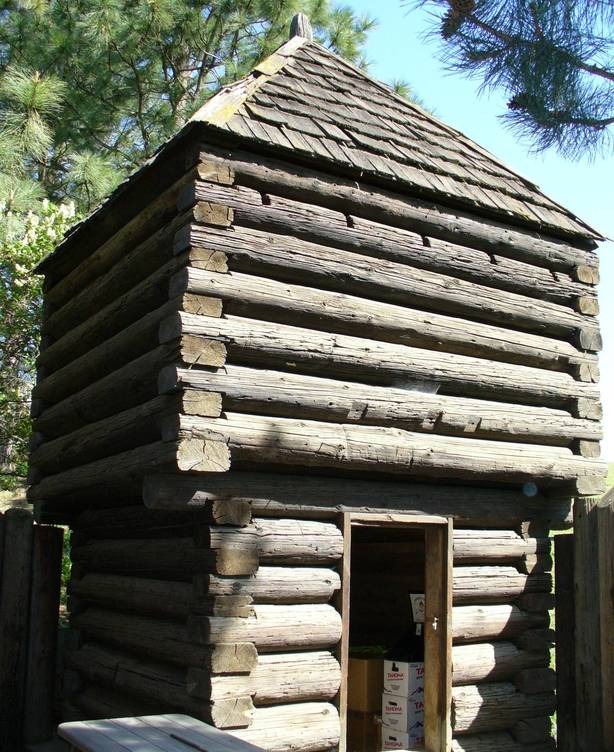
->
[290,13,313,41]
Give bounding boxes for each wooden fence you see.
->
[556,490,614,752]
[0,507,64,750]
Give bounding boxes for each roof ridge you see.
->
[190,35,308,128]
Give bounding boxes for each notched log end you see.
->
[177,437,231,474]
[197,160,235,186]
[194,201,234,228]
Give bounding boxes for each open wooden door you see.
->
[337,513,452,752]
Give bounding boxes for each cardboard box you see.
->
[346,710,380,752]
[381,725,425,749]
[381,691,424,732]
[348,657,384,712]
[383,659,425,697]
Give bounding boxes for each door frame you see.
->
[336,513,453,752]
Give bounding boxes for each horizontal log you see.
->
[160,363,601,447]
[451,732,556,751]
[70,574,192,617]
[181,217,596,350]
[28,437,231,503]
[73,503,251,540]
[194,567,341,604]
[453,567,552,604]
[29,391,222,477]
[72,608,258,672]
[42,206,199,340]
[32,337,225,438]
[515,593,555,612]
[196,147,598,272]
[142,471,574,529]
[68,642,193,713]
[189,604,342,651]
[43,166,209,306]
[187,651,341,704]
[249,518,343,564]
[191,157,596,308]
[512,717,553,743]
[34,294,221,405]
[452,642,549,684]
[166,412,603,492]
[452,682,556,734]
[514,668,556,694]
[173,268,594,373]
[181,184,598,340]
[38,247,226,374]
[71,531,258,578]
[454,531,550,563]
[230,702,340,752]
[161,313,600,408]
[70,642,254,728]
[453,605,548,643]
[516,629,556,653]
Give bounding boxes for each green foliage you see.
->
[607,464,614,490]
[0,0,376,211]
[0,200,76,488]
[412,0,613,158]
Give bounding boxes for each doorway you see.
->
[337,514,452,752]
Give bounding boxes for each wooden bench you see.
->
[57,714,266,752]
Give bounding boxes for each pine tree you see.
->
[0,0,376,211]
[413,0,613,158]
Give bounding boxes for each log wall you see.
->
[29,144,604,521]
[63,505,555,751]
[30,138,597,752]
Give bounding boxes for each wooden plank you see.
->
[23,524,64,744]
[574,497,603,752]
[424,520,453,750]
[187,651,341,704]
[350,512,447,526]
[71,532,258,578]
[142,471,573,529]
[71,574,192,617]
[598,493,614,750]
[555,533,576,752]
[452,605,548,644]
[337,514,351,752]
[0,508,34,750]
[161,363,601,448]
[452,642,549,685]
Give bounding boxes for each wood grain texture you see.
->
[142,471,573,528]
[162,363,601,448]
[161,312,600,408]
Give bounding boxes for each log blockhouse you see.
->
[30,17,605,752]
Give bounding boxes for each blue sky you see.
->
[346,0,613,461]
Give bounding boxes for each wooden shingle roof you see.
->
[38,31,602,275]
[191,35,601,241]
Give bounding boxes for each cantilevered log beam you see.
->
[142,471,573,528]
